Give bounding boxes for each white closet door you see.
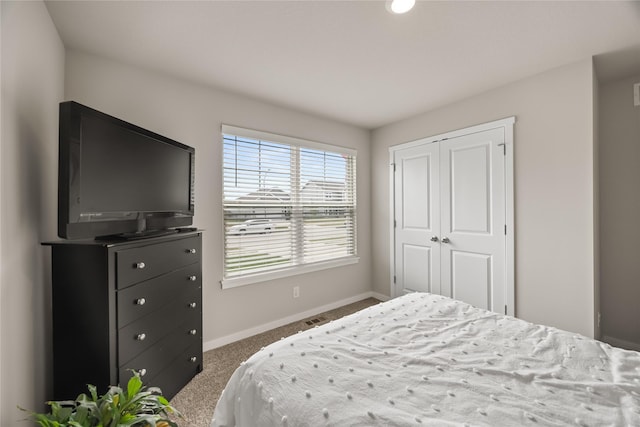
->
[439,127,506,312]
[392,121,512,315]
[394,143,440,296]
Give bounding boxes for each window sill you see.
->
[221,256,360,290]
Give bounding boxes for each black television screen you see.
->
[58,101,195,239]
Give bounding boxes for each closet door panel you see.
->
[448,250,492,310]
[449,143,491,234]
[394,143,441,296]
[440,128,505,312]
[402,245,433,293]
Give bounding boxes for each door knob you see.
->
[430,236,439,242]
[441,237,450,243]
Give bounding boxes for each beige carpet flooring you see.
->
[168,297,381,427]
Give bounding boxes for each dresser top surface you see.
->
[42,230,202,248]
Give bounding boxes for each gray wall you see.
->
[371,59,598,338]
[599,73,640,350]
[0,1,65,423]
[63,50,373,348]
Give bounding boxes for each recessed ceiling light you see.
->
[387,0,416,14]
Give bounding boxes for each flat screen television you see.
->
[58,101,195,240]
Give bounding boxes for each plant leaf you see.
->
[126,372,143,399]
[88,385,98,402]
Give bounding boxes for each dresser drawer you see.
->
[116,236,201,289]
[118,302,200,365]
[117,264,201,327]
[145,342,203,400]
[118,317,201,386]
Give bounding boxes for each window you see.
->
[221,125,357,288]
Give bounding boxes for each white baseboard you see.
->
[601,335,640,352]
[371,291,390,302]
[204,291,389,351]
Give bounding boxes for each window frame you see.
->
[220,125,359,289]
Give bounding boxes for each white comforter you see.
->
[212,293,640,426]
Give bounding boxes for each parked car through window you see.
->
[229,219,275,235]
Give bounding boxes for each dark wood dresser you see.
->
[43,231,203,400]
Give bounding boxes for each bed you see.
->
[212,293,640,426]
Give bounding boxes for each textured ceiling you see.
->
[45,1,640,129]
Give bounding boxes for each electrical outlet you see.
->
[634,83,640,107]
[293,286,300,298]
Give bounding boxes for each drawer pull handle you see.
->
[135,262,146,269]
[136,333,146,341]
[135,298,146,306]
[188,275,197,281]
[140,368,147,377]
[190,356,197,363]
[187,248,197,254]
[189,302,197,308]
[189,329,197,335]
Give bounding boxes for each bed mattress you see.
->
[212,293,640,426]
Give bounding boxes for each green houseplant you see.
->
[23,371,180,427]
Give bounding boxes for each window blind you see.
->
[222,125,357,285]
